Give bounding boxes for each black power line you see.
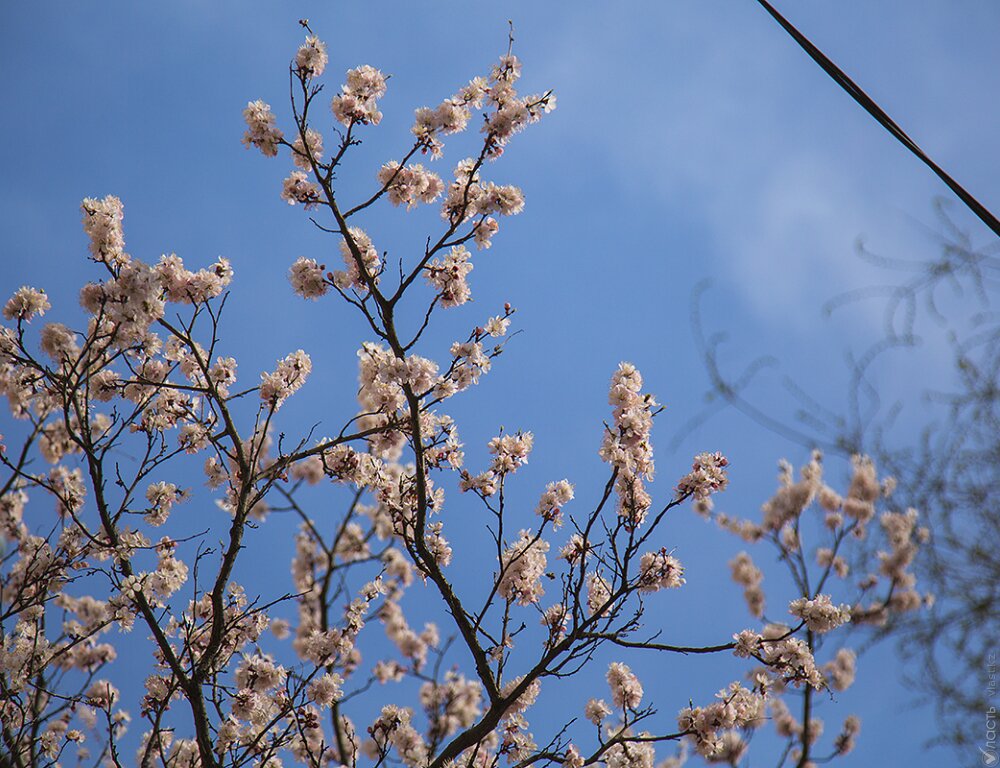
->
[754,0,1000,240]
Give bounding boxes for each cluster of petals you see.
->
[585,697,612,725]
[291,128,324,171]
[823,647,857,692]
[459,469,498,497]
[535,479,573,526]
[148,539,188,600]
[448,340,491,392]
[145,481,182,526]
[788,594,851,633]
[558,533,589,565]
[729,552,764,618]
[497,530,549,606]
[441,160,525,227]
[241,100,283,157]
[39,419,82,463]
[289,256,329,300]
[563,744,586,768]
[756,626,824,689]
[307,672,343,708]
[835,714,862,755]
[235,653,286,691]
[377,161,444,209]
[637,550,685,592]
[816,547,850,578]
[412,96,473,142]
[411,51,554,162]
[768,697,801,739]
[760,464,816,532]
[380,599,436,670]
[586,573,613,616]
[732,628,763,660]
[295,35,328,77]
[499,676,541,718]
[49,466,86,515]
[676,451,729,501]
[481,54,556,157]
[333,228,381,292]
[540,603,569,644]
[155,254,233,304]
[425,246,473,307]
[79,260,165,346]
[281,171,320,207]
[81,195,128,267]
[677,683,765,759]
[357,342,435,412]
[259,350,312,409]
[411,78,486,156]
[606,662,643,710]
[840,510,926,623]
[603,730,657,768]
[368,704,428,767]
[473,217,500,249]
[838,454,880,526]
[332,65,387,126]
[599,363,656,524]
[488,431,533,474]
[3,286,50,322]
[419,672,482,740]
[472,181,525,216]
[877,507,925,580]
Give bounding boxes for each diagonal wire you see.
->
[754,0,1000,240]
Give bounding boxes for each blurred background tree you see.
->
[692,198,999,750]
[696,6,999,749]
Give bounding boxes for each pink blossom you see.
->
[289,257,329,299]
[334,228,380,292]
[241,100,283,157]
[585,698,611,725]
[823,647,856,692]
[81,195,128,266]
[606,662,643,709]
[4,287,50,322]
[281,171,320,207]
[39,323,78,362]
[637,550,685,592]
[308,673,343,708]
[676,451,729,501]
[730,552,765,618]
[497,530,549,606]
[488,431,533,474]
[599,363,656,525]
[789,594,851,633]
[331,65,387,126]
[377,162,444,209]
[260,350,312,409]
[425,246,473,307]
[535,479,574,526]
[586,573,612,616]
[291,128,324,171]
[295,35,328,76]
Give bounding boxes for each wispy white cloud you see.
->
[542,2,999,346]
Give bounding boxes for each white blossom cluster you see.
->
[599,363,657,525]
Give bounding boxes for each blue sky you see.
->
[2,1,998,765]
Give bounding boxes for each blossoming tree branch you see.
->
[0,22,929,768]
